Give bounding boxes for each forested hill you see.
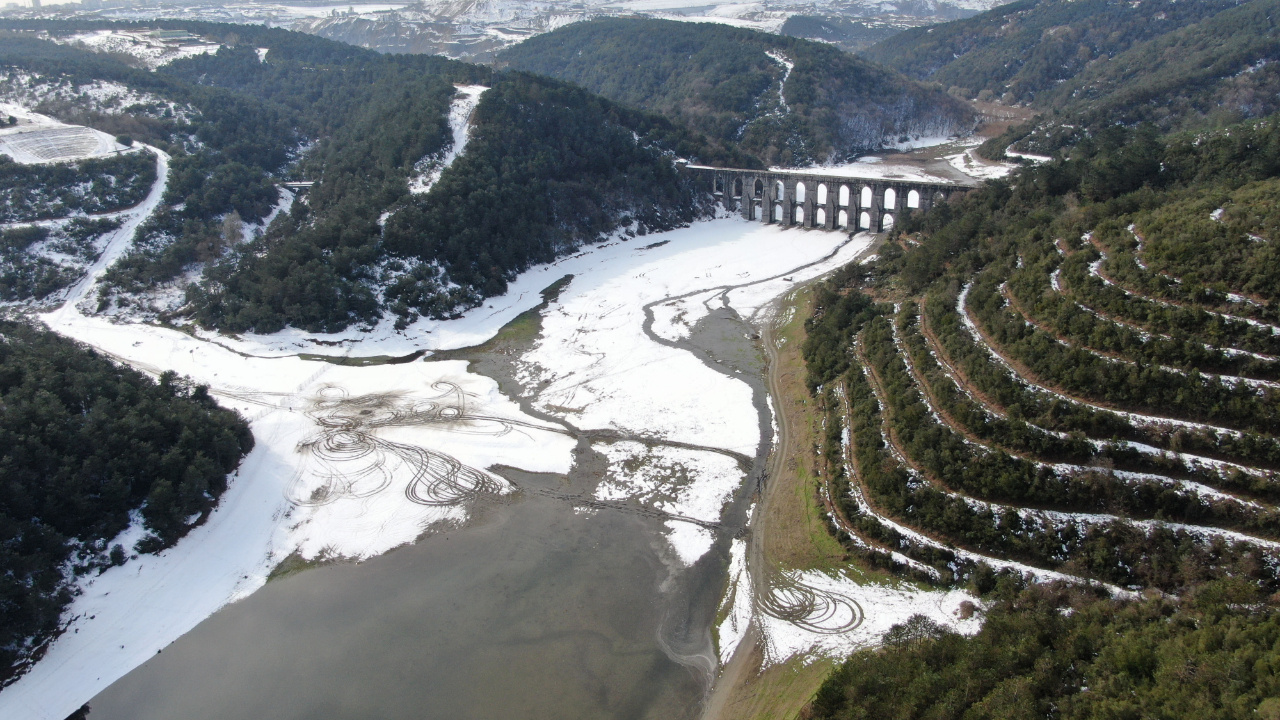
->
[866,0,1280,154]
[189,70,737,333]
[499,18,976,167]
[798,40,1280,717]
[1042,0,1280,132]
[863,0,1250,104]
[0,321,253,681]
[0,22,741,333]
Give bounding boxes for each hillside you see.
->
[864,0,1248,104]
[0,22,739,333]
[865,0,1280,157]
[499,18,976,166]
[1044,0,1280,132]
[796,87,1280,718]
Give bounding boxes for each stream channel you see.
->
[83,286,773,719]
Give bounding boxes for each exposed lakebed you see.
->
[84,270,778,720]
[0,212,980,720]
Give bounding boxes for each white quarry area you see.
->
[408,84,488,194]
[0,103,129,164]
[54,29,222,69]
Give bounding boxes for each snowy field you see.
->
[57,30,222,69]
[0,104,126,164]
[716,538,981,666]
[945,147,1014,180]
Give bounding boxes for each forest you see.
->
[0,23,739,332]
[184,68,736,333]
[500,18,974,166]
[865,0,1249,105]
[0,149,154,223]
[809,580,1280,720]
[0,217,121,301]
[801,40,1280,711]
[0,321,253,681]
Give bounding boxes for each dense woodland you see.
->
[0,322,252,681]
[0,149,153,223]
[880,0,1280,157]
[804,17,1280,707]
[500,18,974,166]
[865,0,1251,106]
[187,69,735,332]
[809,581,1280,720]
[0,23,740,331]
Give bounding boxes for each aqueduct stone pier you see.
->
[681,164,976,232]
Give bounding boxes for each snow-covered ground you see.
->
[946,147,1013,180]
[408,84,488,195]
[55,29,222,69]
[2,208,889,719]
[516,220,870,455]
[594,442,744,565]
[0,103,126,163]
[716,538,981,666]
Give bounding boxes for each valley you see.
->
[2,2,1280,718]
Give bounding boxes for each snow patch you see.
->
[0,104,127,164]
[407,84,488,195]
[716,538,982,667]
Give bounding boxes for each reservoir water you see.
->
[85,294,773,720]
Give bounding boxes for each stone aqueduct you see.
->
[681,164,976,232]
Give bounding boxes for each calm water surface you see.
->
[86,299,768,720]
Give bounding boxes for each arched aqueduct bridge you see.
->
[680,164,978,233]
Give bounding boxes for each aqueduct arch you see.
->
[691,165,972,232]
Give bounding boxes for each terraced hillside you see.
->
[803,119,1280,597]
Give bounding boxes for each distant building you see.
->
[148,29,197,42]
[30,0,40,8]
